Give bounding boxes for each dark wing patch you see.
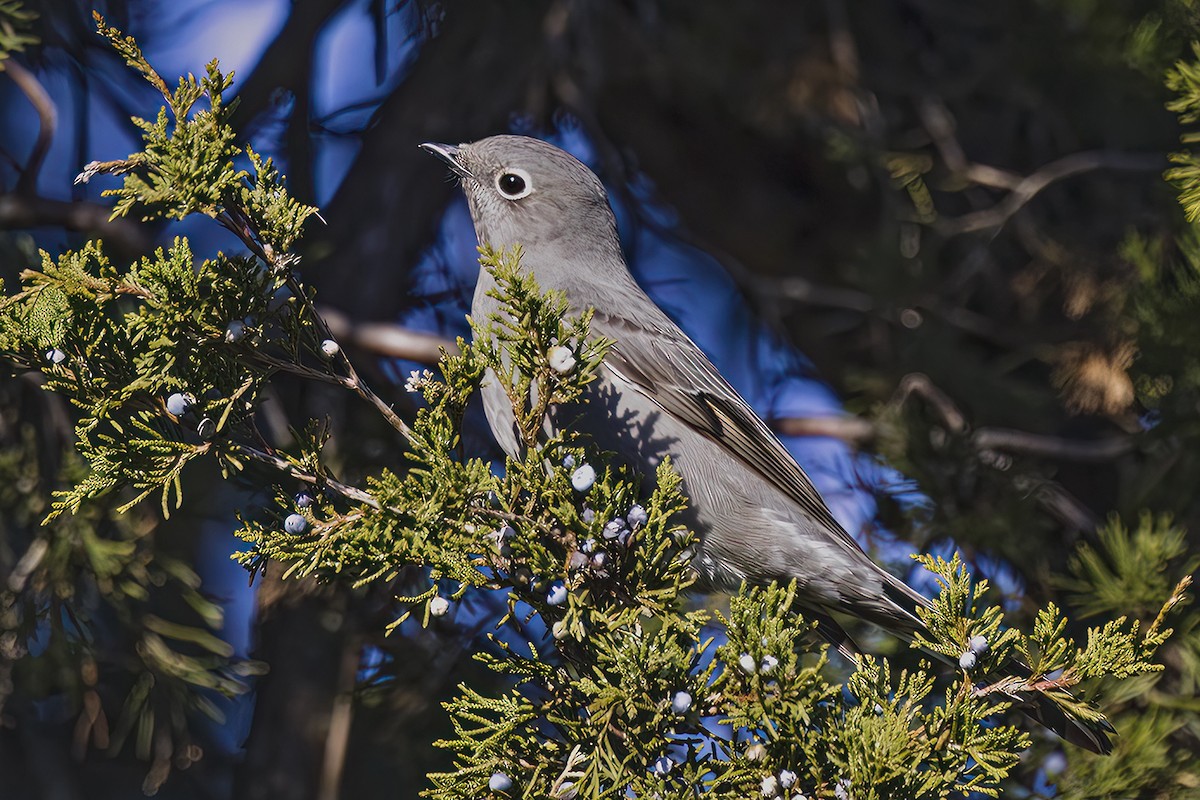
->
[595,311,866,558]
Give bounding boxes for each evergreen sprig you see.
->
[0,17,1193,798]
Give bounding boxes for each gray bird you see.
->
[422,134,1111,753]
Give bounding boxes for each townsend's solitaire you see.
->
[422,135,1111,753]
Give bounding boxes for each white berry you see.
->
[570,464,596,492]
[488,772,513,792]
[670,690,692,714]
[429,596,450,617]
[320,338,340,357]
[284,513,309,535]
[959,650,977,670]
[225,319,247,343]
[548,345,577,374]
[166,392,194,417]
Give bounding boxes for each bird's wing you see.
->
[595,310,866,558]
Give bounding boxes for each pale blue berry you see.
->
[568,551,588,570]
[295,491,314,509]
[958,650,977,670]
[739,653,757,674]
[670,690,692,714]
[652,756,674,775]
[284,513,309,535]
[562,453,576,469]
[570,464,596,492]
[761,775,780,798]
[627,504,648,527]
[602,518,626,540]
[44,348,66,365]
[488,772,513,792]
[779,769,797,789]
[548,345,577,374]
[760,654,779,674]
[582,508,595,524]
[580,537,596,554]
[166,392,193,417]
[590,551,608,570]
[969,634,989,654]
[429,596,449,617]
[547,582,568,606]
[224,319,247,343]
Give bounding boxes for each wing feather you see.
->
[595,311,866,557]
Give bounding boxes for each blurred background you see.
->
[1,1,1198,797]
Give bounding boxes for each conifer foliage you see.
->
[0,12,1196,799]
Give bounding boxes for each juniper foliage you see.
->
[0,14,1195,800]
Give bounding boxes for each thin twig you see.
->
[971,428,1134,462]
[320,305,457,363]
[234,443,379,508]
[773,415,876,443]
[216,207,416,443]
[936,151,1164,235]
[0,193,149,253]
[3,59,56,195]
[891,373,967,433]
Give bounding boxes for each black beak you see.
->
[420,142,473,180]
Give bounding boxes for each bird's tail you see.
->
[805,575,1115,754]
[1021,695,1114,754]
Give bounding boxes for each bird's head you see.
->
[421,135,622,266]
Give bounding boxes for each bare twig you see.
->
[971,428,1133,462]
[319,305,457,363]
[3,59,56,194]
[935,150,1164,235]
[770,373,1134,473]
[0,193,150,253]
[773,415,876,443]
[891,373,967,433]
[918,95,1164,236]
[233,443,379,508]
[316,634,359,800]
[216,207,416,443]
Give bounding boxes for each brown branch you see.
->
[216,208,416,444]
[234,443,379,508]
[891,373,967,433]
[319,305,458,363]
[971,428,1134,462]
[773,415,876,443]
[918,95,1164,235]
[0,193,150,254]
[316,634,359,800]
[935,150,1164,235]
[3,58,56,194]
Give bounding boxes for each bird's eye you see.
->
[495,168,533,200]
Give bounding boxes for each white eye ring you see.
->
[495,168,533,200]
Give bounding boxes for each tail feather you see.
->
[1020,691,1115,755]
[796,587,1116,754]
